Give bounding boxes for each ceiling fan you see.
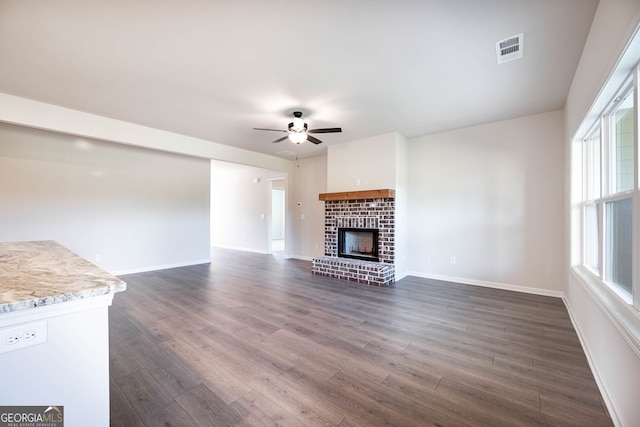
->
[253,111,342,144]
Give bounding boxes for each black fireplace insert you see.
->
[338,228,379,261]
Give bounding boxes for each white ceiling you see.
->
[0,0,598,159]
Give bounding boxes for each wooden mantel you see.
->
[318,189,395,201]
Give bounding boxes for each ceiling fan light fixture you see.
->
[288,132,307,144]
[253,110,341,145]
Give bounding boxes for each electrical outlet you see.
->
[23,330,37,341]
[0,320,47,354]
[450,256,457,265]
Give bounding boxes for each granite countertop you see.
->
[0,240,126,314]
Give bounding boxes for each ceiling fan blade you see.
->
[308,127,342,134]
[272,135,289,143]
[254,127,287,132]
[307,134,323,145]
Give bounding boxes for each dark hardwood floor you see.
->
[109,248,612,426]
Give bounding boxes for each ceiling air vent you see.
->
[495,33,523,64]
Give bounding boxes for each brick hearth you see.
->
[312,256,395,287]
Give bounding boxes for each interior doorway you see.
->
[270,179,286,253]
[210,160,288,256]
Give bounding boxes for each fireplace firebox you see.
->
[338,228,379,261]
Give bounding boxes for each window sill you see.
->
[571,266,640,359]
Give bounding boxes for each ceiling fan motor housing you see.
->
[289,122,308,132]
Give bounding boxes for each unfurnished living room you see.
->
[1,1,639,426]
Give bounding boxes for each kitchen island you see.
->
[0,241,126,427]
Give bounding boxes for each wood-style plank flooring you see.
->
[109,248,612,426]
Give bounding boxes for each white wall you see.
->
[0,93,291,172]
[327,133,399,192]
[210,160,286,254]
[0,123,211,274]
[289,155,327,261]
[394,133,409,280]
[564,1,640,425]
[407,110,565,295]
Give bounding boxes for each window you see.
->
[583,131,601,273]
[585,132,601,201]
[581,80,637,307]
[605,198,633,296]
[609,92,634,193]
[584,202,600,272]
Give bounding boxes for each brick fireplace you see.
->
[312,189,395,286]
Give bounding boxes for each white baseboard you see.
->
[394,271,409,281]
[286,254,314,261]
[405,271,563,298]
[563,292,622,427]
[111,259,211,276]
[211,246,316,262]
[211,244,268,255]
